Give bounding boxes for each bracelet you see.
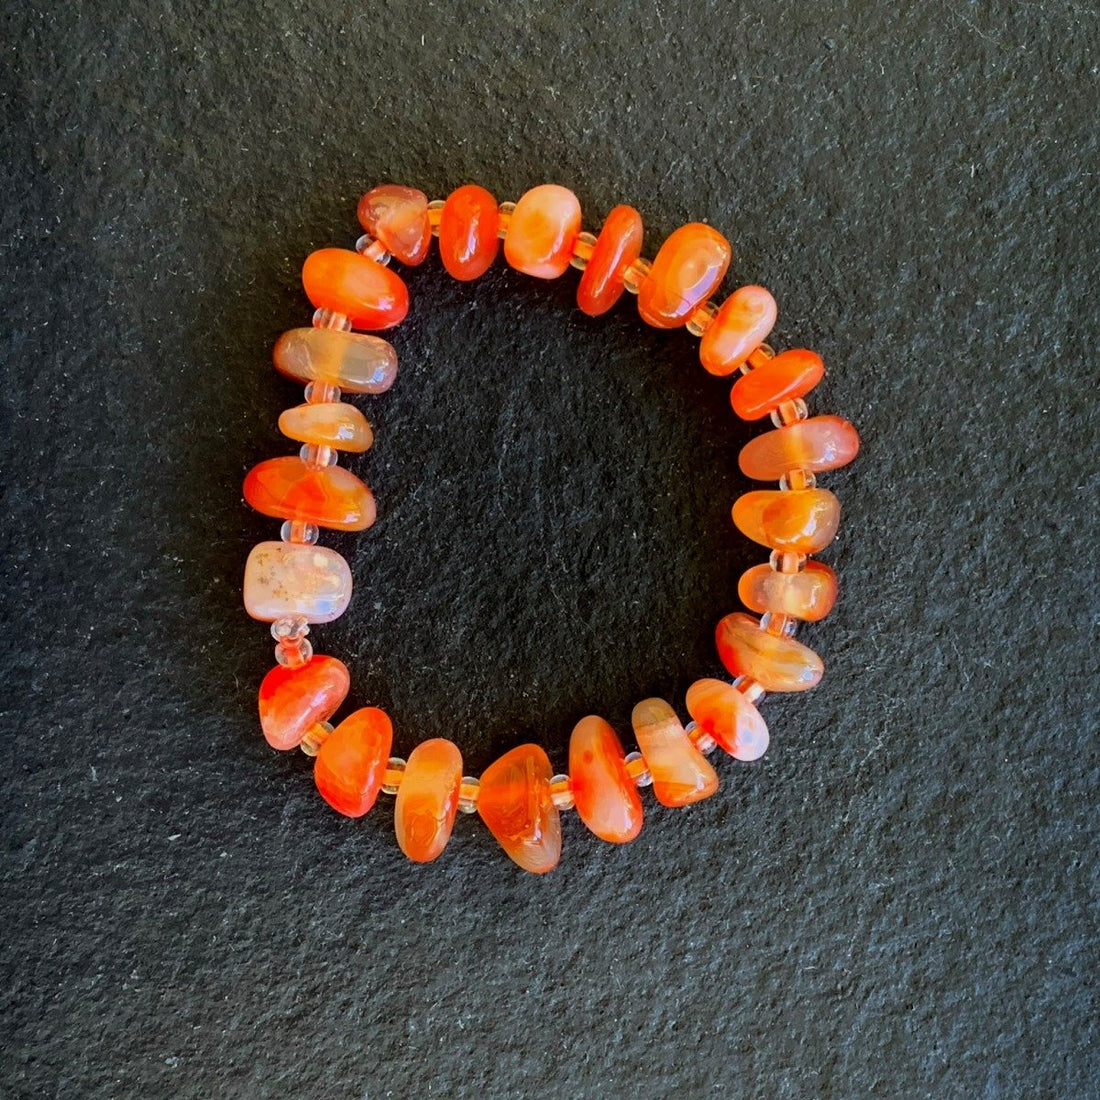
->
[242,182,860,873]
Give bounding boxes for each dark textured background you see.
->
[2,1,1097,1096]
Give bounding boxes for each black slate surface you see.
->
[2,1,1097,1096]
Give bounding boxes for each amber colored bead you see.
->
[478,744,562,873]
[569,715,644,843]
[731,349,825,420]
[301,248,409,330]
[356,184,431,266]
[439,184,500,280]
[273,328,397,394]
[278,402,373,453]
[698,285,778,376]
[685,678,769,761]
[394,738,463,863]
[243,456,376,532]
[631,697,719,808]
[503,184,582,279]
[314,707,393,817]
[636,223,731,329]
[739,415,861,481]
[243,541,352,623]
[576,205,644,316]
[732,488,841,554]
[738,560,838,622]
[258,654,350,750]
[715,612,823,692]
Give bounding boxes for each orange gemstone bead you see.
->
[258,654,350,750]
[731,349,825,420]
[243,456,376,531]
[278,402,373,452]
[732,488,841,554]
[631,697,719,808]
[739,416,861,481]
[685,678,769,761]
[715,612,823,692]
[569,715,644,843]
[576,205,644,316]
[503,184,582,279]
[636,223,731,329]
[314,707,393,817]
[273,328,398,394]
[478,744,561,873]
[394,738,463,863]
[301,248,409,330]
[356,184,431,265]
[439,184,500,280]
[698,285,778,376]
[738,560,838,621]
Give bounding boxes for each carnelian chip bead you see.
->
[273,328,398,394]
[314,707,393,817]
[503,184,582,279]
[569,715,644,844]
[478,744,562,873]
[739,415,861,481]
[439,183,500,280]
[739,560,838,622]
[716,612,824,693]
[243,541,352,623]
[732,488,841,554]
[698,285,778,376]
[636,223,731,329]
[731,349,825,420]
[258,654,351,751]
[243,456,376,532]
[356,184,431,266]
[394,738,463,863]
[576,205,644,316]
[685,678,769,762]
[631,697,719,808]
[301,248,409,330]
[278,402,373,453]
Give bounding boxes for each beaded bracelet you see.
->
[242,183,860,873]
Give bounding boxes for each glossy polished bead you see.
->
[738,560,838,621]
[278,402,373,453]
[569,715,644,843]
[503,184,582,279]
[273,328,397,394]
[631,697,719,808]
[243,456,376,531]
[698,285,778,376]
[243,541,352,623]
[258,654,350,750]
[301,248,409,330]
[395,738,463,863]
[314,707,393,817]
[356,184,431,266]
[739,416,861,481]
[576,205,644,316]
[478,744,561,873]
[637,223,731,329]
[732,488,841,554]
[685,678,769,761]
[731,349,825,420]
[439,184,500,280]
[716,612,823,692]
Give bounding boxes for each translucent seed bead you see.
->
[686,300,720,337]
[381,757,406,795]
[299,720,334,756]
[780,469,817,491]
[770,549,807,573]
[280,520,320,544]
[275,635,313,668]
[299,443,337,469]
[354,235,393,265]
[622,257,651,294]
[271,615,310,642]
[458,776,480,813]
[686,720,719,755]
[569,231,598,271]
[623,750,653,786]
[304,381,341,405]
[771,398,809,428]
[496,201,515,238]
[312,308,353,331]
[760,612,798,637]
[745,343,777,371]
[734,676,767,704]
[549,774,575,810]
[427,199,445,235]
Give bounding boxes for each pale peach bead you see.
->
[569,715,643,843]
[698,285,778,376]
[738,561,838,621]
[243,541,352,623]
[504,184,582,278]
[278,402,373,452]
[394,738,463,863]
[732,488,841,554]
[273,328,398,394]
[739,416,861,481]
[715,612,823,692]
[685,678,769,761]
[631,697,718,808]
